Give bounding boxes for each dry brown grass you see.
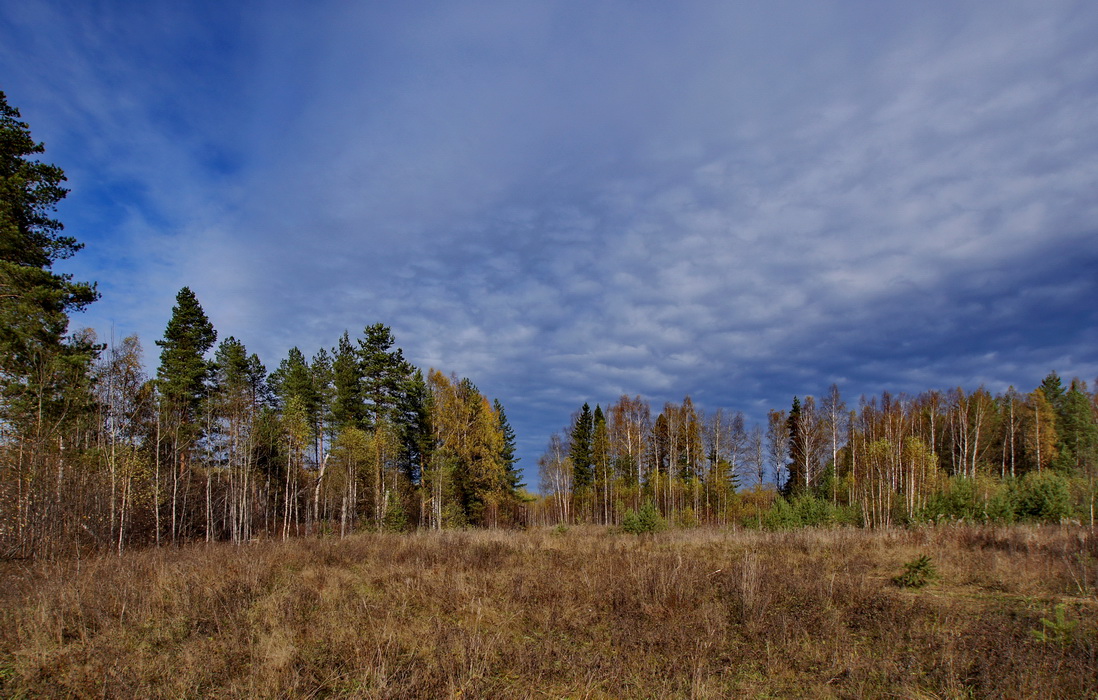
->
[1,525,1096,698]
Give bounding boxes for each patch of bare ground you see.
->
[0,525,1095,698]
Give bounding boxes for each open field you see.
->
[1,526,1096,698]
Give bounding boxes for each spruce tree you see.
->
[495,398,523,492]
[784,397,803,497]
[1054,380,1097,474]
[570,403,594,488]
[1040,371,1066,417]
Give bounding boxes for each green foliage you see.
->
[893,555,938,588]
[677,506,699,528]
[495,399,522,492]
[762,494,857,530]
[155,287,217,420]
[442,501,468,529]
[1031,603,1077,646]
[985,484,1018,524]
[1016,470,1071,522]
[794,494,833,527]
[570,403,594,488]
[269,347,317,415]
[382,497,410,532]
[921,475,1013,523]
[1039,371,1065,411]
[763,496,800,530]
[358,322,414,428]
[812,464,836,501]
[0,91,99,430]
[620,502,666,534]
[923,476,980,521]
[918,473,1075,525]
[1052,382,1098,474]
[331,332,364,430]
[783,396,803,497]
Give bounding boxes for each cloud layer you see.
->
[3,1,1097,479]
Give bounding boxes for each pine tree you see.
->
[269,348,317,418]
[400,369,431,486]
[1,92,100,556]
[156,287,217,423]
[155,287,216,542]
[358,323,411,428]
[0,91,99,437]
[331,332,364,430]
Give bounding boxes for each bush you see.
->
[763,494,857,529]
[1031,603,1078,645]
[986,484,1018,523]
[383,497,410,532]
[620,502,666,534]
[921,475,1012,523]
[893,555,938,588]
[762,496,801,530]
[1017,471,1071,522]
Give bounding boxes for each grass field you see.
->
[1,525,1095,698]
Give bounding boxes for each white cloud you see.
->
[3,1,1097,478]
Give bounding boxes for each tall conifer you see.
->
[156,287,217,422]
[571,403,594,488]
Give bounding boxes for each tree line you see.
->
[5,88,1096,558]
[533,376,1098,528]
[3,283,526,558]
[0,91,523,558]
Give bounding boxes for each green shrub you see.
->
[893,555,938,588]
[383,497,410,532]
[762,496,801,530]
[986,483,1018,523]
[620,502,666,534]
[1031,603,1077,645]
[1017,471,1071,522]
[921,475,1013,523]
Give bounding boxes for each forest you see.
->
[3,87,1098,563]
[1,90,527,558]
[534,373,1098,530]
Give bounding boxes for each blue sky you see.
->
[3,1,1097,486]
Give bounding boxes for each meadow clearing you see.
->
[0,525,1095,698]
